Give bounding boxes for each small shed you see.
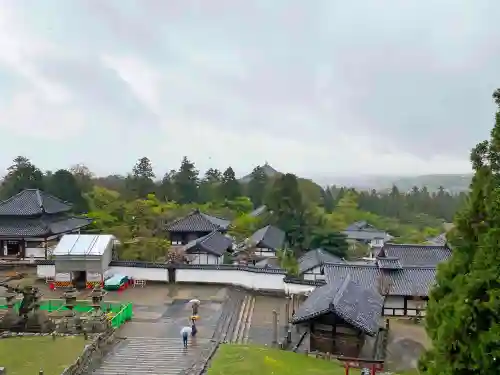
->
[53,234,116,289]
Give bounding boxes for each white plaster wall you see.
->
[26,247,45,258]
[37,265,55,278]
[284,282,316,295]
[383,295,405,316]
[109,266,169,282]
[254,249,275,257]
[303,267,326,281]
[56,272,71,282]
[176,268,285,291]
[189,253,222,265]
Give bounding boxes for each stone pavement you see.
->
[92,337,212,375]
[93,289,247,375]
[92,298,224,375]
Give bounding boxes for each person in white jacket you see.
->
[180,326,192,348]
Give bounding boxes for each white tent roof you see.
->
[52,234,115,256]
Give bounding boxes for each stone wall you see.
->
[60,329,116,375]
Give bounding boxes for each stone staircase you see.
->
[230,294,255,344]
[93,289,249,375]
[92,337,211,375]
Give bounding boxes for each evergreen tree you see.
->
[220,167,241,200]
[247,166,269,207]
[199,168,222,203]
[173,156,199,204]
[46,169,88,212]
[156,170,177,201]
[126,157,156,198]
[0,156,45,198]
[422,89,500,375]
[309,228,348,257]
[266,173,309,249]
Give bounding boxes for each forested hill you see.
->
[315,174,473,193]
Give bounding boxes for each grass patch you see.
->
[0,336,90,375]
[207,344,360,375]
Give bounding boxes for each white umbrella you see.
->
[189,299,200,305]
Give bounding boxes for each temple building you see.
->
[0,189,93,259]
[164,209,230,245]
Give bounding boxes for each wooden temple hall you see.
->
[292,275,384,357]
[0,189,92,259]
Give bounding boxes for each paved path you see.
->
[93,299,223,375]
[92,337,212,375]
[93,290,247,375]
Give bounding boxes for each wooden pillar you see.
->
[44,237,48,259]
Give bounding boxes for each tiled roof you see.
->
[426,233,447,246]
[248,205,267,217]
[324,263,437,297]
[376,256,402,270]
[0,216,92,237]
[184,230,233,256]
[292,274,383,336]
[298,248,344,274]
[165,210,230,233]
[249,225,285,250]
[0,189,72,216]
[378,243,451,266]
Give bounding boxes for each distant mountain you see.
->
[314,174,473,193]
[239,163,280,183]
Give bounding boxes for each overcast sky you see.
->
[0,0,499,178]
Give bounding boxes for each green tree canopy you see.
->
[422,89,500,375]
[45,169,88,213]
[1,156,44,198]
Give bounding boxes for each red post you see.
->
[344,363,349,375]
[371,364,376,375]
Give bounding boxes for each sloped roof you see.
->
[53,234,115,256]
[342,221,391,241]
[378,243,451,267]
[248,205,267,217]
[249,225,285,250]
[292,274,383,336]
[426,233,447,246]
[376,256,402,270]
[0,216,92,237]
[324,263,437,297]
[298,248,344,274]
[184,230,233,256]
[0,189,72,216]
[165,210,230,232]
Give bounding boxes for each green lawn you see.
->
[0,336,90,375]
[207,344,360,375]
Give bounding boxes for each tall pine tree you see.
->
[422,89,500,375]
[174,157,199,204]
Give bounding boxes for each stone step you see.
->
[93,337,211,375]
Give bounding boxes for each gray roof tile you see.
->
[165,210,230,233]
[376,257,402,270]
[248,205,267,217]
[0,189,72,216]
[0,216,92,237]
[292,274,383,336]
[298,248,344,274]
[184,230,233,256]
[378,243,451,266]
[249,225,285,250]
[324,263,437,297]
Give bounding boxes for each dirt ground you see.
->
[385,318,430,372]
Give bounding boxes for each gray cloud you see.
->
[0,0,499,176]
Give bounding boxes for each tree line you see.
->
[0,152,461,262]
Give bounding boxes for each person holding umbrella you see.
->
[180,325,192,348]
[190,298,200,316]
